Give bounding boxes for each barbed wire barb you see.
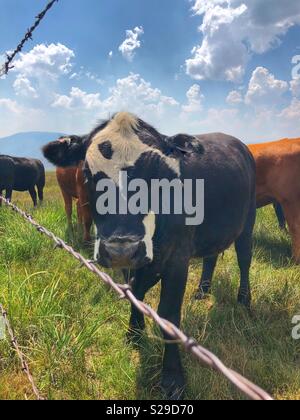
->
[0,303,45,400]
[0,0,59,78]
[0,196,274,401]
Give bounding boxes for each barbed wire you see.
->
[0,0,59,78]
[0,196,274,401]
[0,303,45,400]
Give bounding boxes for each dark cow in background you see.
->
[0,155,45,207]
[43,112,256,399]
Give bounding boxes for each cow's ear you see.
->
[166,134,204,155]
[42,135,88,167]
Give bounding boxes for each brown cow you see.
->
[248,138,300,263]
[56,162,92,242]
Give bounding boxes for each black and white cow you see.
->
[43,112,256,399]
[0,155,45,206]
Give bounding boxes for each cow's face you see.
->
[92,211,156,269]
[43,113,181,269]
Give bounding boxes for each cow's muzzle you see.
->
[98,238,148,269]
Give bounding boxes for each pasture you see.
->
[0,172,300,400]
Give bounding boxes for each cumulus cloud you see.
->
[13,43,74,80]
[279,98,300,121]
[49,73,179,133]
[52,87,102,110]
[245,67,288,106]
[13,75,39,98]
[226,90,243,105]
[186,0,300,81]
[182,84,204,113]
[102,73,178,118]
[119,26,144,62]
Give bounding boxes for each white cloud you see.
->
[13,43,74,80]
[119,26,144,62]
[68,69,104,85]
[52,87,102,110]
[279,98,300,121]
[186,2,248,82]
[0,98,22,113]
[49,73,179,134]
[69,72,78,80]
[0,97,45,136]
[226,90,243,105]
[102,73,178,119]
[186,0,300,81]
[182,84,204,113]
[108,51,113,59]
[13,74,39,98]
[245,67,288,106]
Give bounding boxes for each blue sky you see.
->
[1,0,300,142]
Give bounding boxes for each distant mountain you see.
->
[0,132,65,169]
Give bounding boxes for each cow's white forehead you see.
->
[86,112,180,184]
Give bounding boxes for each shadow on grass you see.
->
[254,230,292,268]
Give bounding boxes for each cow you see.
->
[0,155,45,207]
[56,162,93,242]
[43,112,256,399]
[248,138,300,262]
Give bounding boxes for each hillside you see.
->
[0,132,65,169]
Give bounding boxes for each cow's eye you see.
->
[98,141,113,160]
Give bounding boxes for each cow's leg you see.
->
[273,202,286,231]
[195,255,218,300]
[128,269,160,338]
[61,190,73,227]
[37,185,44,204]
[5,188,13,203]
[235,205,256,308]
[29,187,38,207]
[282,202,300,263]
[76,199,83,225]
[78,196,92,242]
[158,258,189,400]
[82,205,93,242]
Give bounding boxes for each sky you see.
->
[1,0,300,143]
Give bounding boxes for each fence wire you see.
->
[0,0,59,78]
[0,303,45,400]
[0,196,274,401]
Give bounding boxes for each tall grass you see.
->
[0,173,300,400]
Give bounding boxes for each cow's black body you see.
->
[0,155,45,206]
[43,113,256,400]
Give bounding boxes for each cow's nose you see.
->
[100,240,144,268]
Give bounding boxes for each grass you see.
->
[0,172,300,400]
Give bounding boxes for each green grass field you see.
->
[0,172,300,400]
